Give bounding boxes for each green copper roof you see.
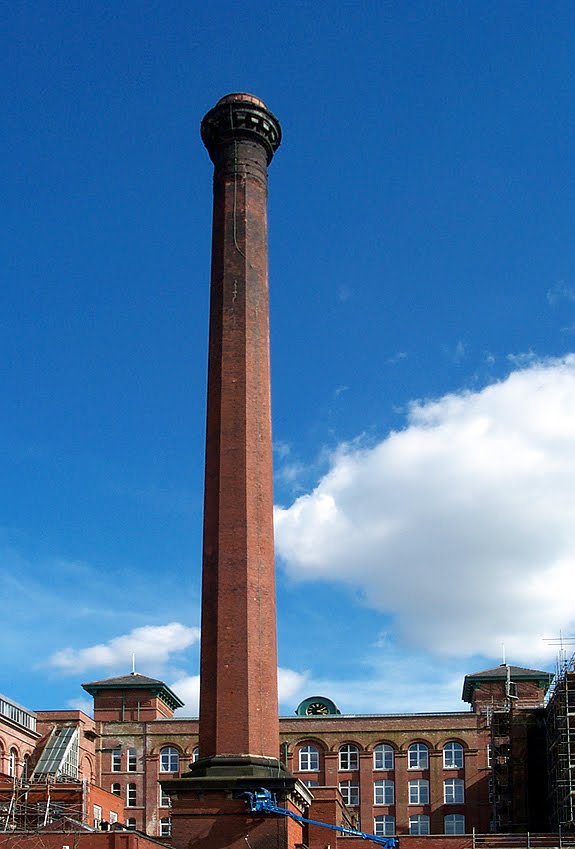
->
[82,672,184,710]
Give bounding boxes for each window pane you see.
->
[127,748,137,771]
[443,742,464,769]
[445,814,465,835]
[374,744,394,770]
[339,781,360,806]
[409,815,430,835]
[444,778,465,804]
[409,780,429,804]
[408,743,428,769]
[112,749,121,772]
[374,816,395,836]
[339,744,359,770]
[374,780,394,805]
[160,747,179,773]
[299,746,320,771]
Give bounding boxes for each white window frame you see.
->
[192,746,199,763]
[374,815,395,836]
[409,814,430,835]
[299,745,320,772]
[339,780,360,807]
[109,812,118,824]
[8,749,17,777]
[339,744,359,771]
[160,746,179,773]
[126,818,137,830]
[111,783,121,797]
[112,748,121,772]
[445,814,465,834]
[160,787,172,808]
[408,743,429,770]
[444,778,465,804]
[127,748,137,772]
[93,805,102,828]
[374,779,394,805]
[373,744,394,771]
[409,779,429,805]
[126,783,137,807]
[443,742,464,769]
[159,817,172,837]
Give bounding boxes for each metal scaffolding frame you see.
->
[546,652,575,831]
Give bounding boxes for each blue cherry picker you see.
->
[243,788,398,849]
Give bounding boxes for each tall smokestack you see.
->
[198,92,282,762]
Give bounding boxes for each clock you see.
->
[296,696,340,717]
[306,702,330,716]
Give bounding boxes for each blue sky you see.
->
[3,1,575,717]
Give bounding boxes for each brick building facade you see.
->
[1,663,557,845]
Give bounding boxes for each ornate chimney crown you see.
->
[201,92,281,164]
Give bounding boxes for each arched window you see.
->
[444,778,465,803]
[409,814,430,835]
[445,814,465,834]
[192,746,199,763]
[408,742,428,769]
[374,815,395,836]
[374,779,394,805]
[373,744,394,770]
[22,754,30,781]
[339,744,359,770]
[8,749,17,777]
[298,745,320,771]
[443,742,464,769]
[160,746,179,773]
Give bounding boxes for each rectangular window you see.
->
[408,779,429,805]
[409,815,430,835]
[339,781,360,807]
[444,778,464,804]
[111,783,121,796]
[127,748,137,772]
[160,787,172,808]
[160,817,172,837]
[374,816,395,836]
[127,784,137,807]
[110,812,118,824]
[112,749,121,772]
[374,780,394,805]
[93,805,102,829]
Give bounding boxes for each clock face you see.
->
[306,701,330,715]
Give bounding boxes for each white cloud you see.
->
[170,668,310,717]
[278,667,309,703]
[275,356,575,664]
[49,623,200,674]
[171,674,200,716]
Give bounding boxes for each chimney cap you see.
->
[201,93,281,165]
[215,92,269,110]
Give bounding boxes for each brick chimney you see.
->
[162,93,296,849]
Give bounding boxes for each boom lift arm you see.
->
[243,788,398,849]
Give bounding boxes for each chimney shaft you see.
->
[198,93,282,760]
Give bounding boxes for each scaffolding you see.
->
[546,652,575,831]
